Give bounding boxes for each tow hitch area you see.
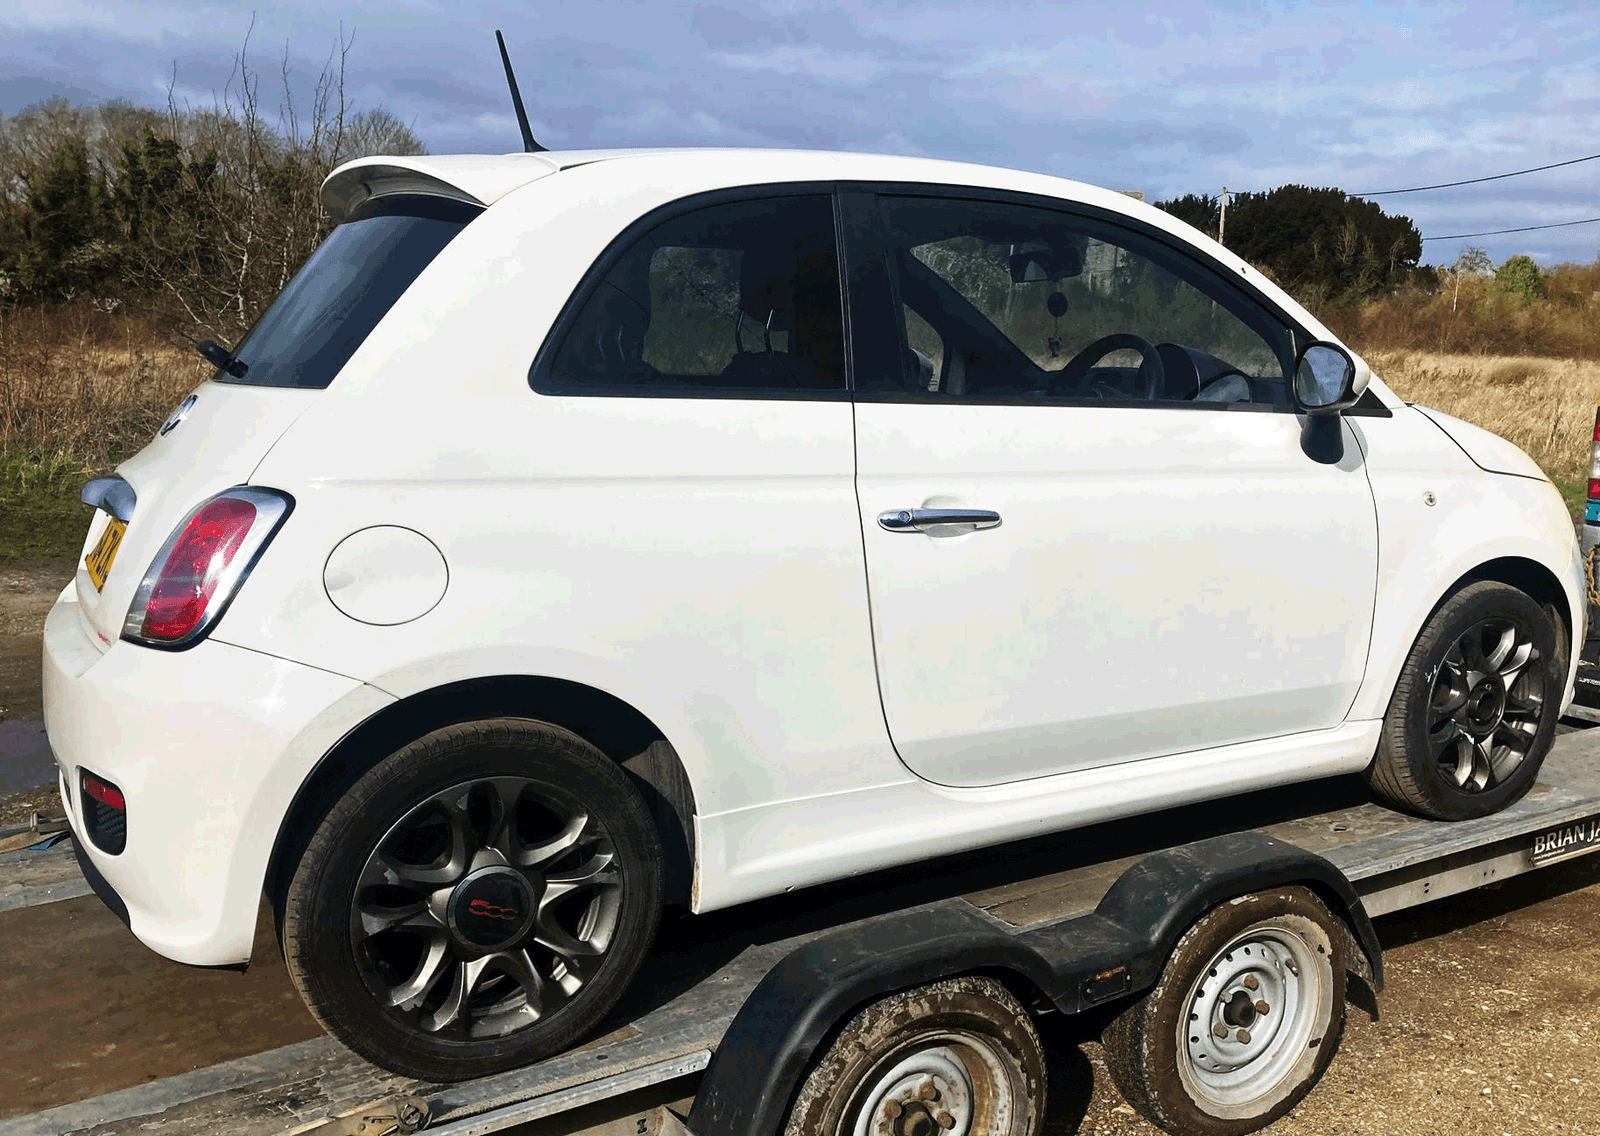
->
[0,813,70,855]
[286,1095,429,1136]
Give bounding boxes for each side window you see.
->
[545,195,845,393]
[871,196,1294,406]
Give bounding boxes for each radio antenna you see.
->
[495,30,546,153]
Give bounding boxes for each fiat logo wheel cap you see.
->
[447,867,537,951]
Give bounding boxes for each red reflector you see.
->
[1590,478,1600,502]
[140,498,257,641]
[82,774,126,812]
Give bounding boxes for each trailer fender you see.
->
[688,900,1058,1136]
[1088,831,1384,1000]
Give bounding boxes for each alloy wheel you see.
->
[1427,617,1545,793]
[349,775,623,1040]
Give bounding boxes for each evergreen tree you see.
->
[13,138,118,301]
[1154,185,1421,306]
[1494,255,1546,303]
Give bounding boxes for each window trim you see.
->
[529,182,853,401]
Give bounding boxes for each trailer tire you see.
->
[1366,580,1561,820]
[282,718,663,1082]
[1102,887,1345,1136]
[784,976,1045,1136]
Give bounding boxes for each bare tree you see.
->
[1450,246,1492,312]
[122,24,425,341]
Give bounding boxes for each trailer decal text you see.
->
[1531,819,1600,865]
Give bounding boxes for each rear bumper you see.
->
[71,824,131,928]
[43,587,393,966]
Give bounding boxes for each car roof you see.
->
[323,147,1155,226]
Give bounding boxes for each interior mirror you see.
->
[1293,342,1365,413]
[1008,239,1085,283]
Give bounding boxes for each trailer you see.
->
[8,722,1600,1136]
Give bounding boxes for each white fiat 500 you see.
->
[44,148,1582,1081]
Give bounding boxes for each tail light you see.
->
[1587,406,1600,526]
[123,486,293,649]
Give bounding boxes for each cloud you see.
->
[711,44,890,86]
[393,77,498,109]
[692,5,785,47]
[0,76,107,116]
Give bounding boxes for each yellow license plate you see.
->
[85,517,127,592]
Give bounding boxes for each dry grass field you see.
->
[1364,349,1600,516]
[0,304,209,465]
[0,305,209,559]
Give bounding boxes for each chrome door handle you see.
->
[877,508,1002,533]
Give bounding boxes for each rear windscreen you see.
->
[216,195,482,389]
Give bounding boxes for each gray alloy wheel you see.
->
[1367,580,1562,820]
[283,719,663,1082]
[350,773,625,1040]
[1422,616,1545,792]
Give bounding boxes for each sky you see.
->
[3,0,1597,270]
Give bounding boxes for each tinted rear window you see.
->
[217,195,481,389]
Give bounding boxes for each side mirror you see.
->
[1293,342,1369,465]
[1292,342,1368,414]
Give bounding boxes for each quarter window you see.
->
[546,195,845,393]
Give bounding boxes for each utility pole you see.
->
[1219,186,1228,247]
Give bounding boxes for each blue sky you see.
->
[3,0,1596,269]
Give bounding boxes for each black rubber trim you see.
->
[71,831,131,929]
[1345,387,1394,417]
[688,831,1380,1136]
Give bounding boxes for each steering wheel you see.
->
[1059,333,1165,400]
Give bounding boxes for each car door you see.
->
[844,190,1379,787]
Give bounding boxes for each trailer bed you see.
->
[10,723,1600,1136]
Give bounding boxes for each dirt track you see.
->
[6,559,1600,1134]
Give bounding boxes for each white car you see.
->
[43,147,1582,1081]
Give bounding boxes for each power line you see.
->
[1421,215,1600,241]
[1354,152,1600,196]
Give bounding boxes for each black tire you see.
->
[784,976,1045,1136]
[1102,888,1345,1136]
[1366,580,1562,820]
[282,718,664,1082]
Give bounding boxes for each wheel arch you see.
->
[266,674,698,931]
[1455,555,1575,671]
[1354,546,1581,725]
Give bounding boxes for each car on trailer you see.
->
[44,133,1582,1100]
